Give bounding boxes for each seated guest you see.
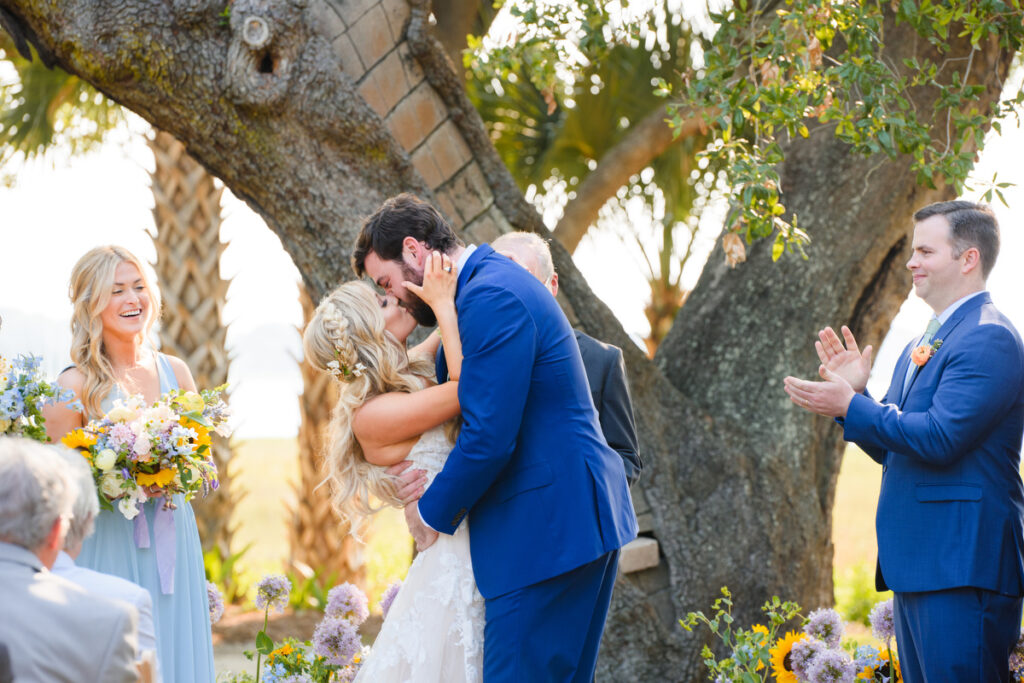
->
[53,448,159,679]
[0,437,139,682]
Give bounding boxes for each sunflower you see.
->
[769,631,805,683]
[136,468,176,487]
[61,428,98,450]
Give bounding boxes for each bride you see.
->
[302,252,483,681]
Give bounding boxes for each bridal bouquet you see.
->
[0,354,77,442]
[61,386,231,520]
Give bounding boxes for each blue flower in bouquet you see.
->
[261,662,287,683]
[869,598,895,642]
[805,607,843,647]
[806,648,856,683]
[379,580,402,619]
[312,615,361,667]
[0,387,24,420]
[255,574,291,613]
[325,582,369,625]
[167,424,198,456]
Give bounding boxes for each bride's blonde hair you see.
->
[303,280,436,536]
[69,246,161,418]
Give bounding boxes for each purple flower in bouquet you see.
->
[312,615,361,667]
[869,598,895,642]
[791,637,828,680]
[379,580,402,620]
[805,607,844,647]
[107,423,135,452]
[255,574,291,613]
[325,582,369,625]
[207,581,225,624]
[806,648,856,683]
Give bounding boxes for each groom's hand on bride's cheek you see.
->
[387,460,427,505]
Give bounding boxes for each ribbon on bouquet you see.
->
[132,503,177,595]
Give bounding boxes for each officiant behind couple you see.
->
[303,193,638,681]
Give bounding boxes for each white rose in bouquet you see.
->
[134,433,152,458]
[118,494,144,520]
[100,472,126,499]
[94,448,117,471]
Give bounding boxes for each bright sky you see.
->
[2,98,1023,436]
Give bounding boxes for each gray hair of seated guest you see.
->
[0,438,75,551]
[56,447,99,551]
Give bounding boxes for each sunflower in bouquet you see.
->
[0,354,78,442]
[62,385,231,520]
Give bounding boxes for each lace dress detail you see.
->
[355,425,485,682]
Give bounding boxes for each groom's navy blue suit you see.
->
[842,292,1024,680]
[421,244,637,680]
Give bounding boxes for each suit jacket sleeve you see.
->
[597,346,642,485]
[843,325,1023,467]
[418,284,537,534]
[837,387,887,465]
[97,601,139,683]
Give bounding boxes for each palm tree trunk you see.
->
[148,129,235,555]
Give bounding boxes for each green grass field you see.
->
[226,438,885,612]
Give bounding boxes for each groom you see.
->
[785,200,1024,681]
[353,194,638,681]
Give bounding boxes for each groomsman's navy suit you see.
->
[422,244,638,681]
[842,292,1024,681]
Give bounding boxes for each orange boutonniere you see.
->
[911,339,943,367]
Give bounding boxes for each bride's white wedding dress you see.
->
[355,425,485,682]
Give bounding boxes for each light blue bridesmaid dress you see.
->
[77,352,215,682]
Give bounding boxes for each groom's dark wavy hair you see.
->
[914,200,1000,279]
[352,193,462,276]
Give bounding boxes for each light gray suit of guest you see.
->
[53,550,158,665]
[0,541,138,683]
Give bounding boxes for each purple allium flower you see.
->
[255,574,291,613]
[312,615,361,667]
[1009,629,1024,674]
[379,580,402,620]
[207,581,225,624]
[869,598,895,642]
[278,675,312,683]
[325,582,369,625]
[806,648,857,683]
[207,582,225,621]
[805,607,844,647]
[791,637,828,680]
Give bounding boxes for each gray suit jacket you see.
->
[575,330,642,486]
[0,542,138,682]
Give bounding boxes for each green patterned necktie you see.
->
[901,316,941,401]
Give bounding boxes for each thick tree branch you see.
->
[553,106,711,253]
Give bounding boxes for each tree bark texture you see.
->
[0,1,1013,679]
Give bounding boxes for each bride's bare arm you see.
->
[405,251,462,380]
[353,380,460,466]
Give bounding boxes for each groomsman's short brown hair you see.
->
[914,200,1000,278]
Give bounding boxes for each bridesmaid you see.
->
[43,245,215,682]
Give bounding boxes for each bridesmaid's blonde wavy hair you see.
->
[69,246,161,418]
[303,280,438,537]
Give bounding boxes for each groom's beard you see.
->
[401,262,437,327]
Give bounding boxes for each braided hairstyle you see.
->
[303,281,435,536]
